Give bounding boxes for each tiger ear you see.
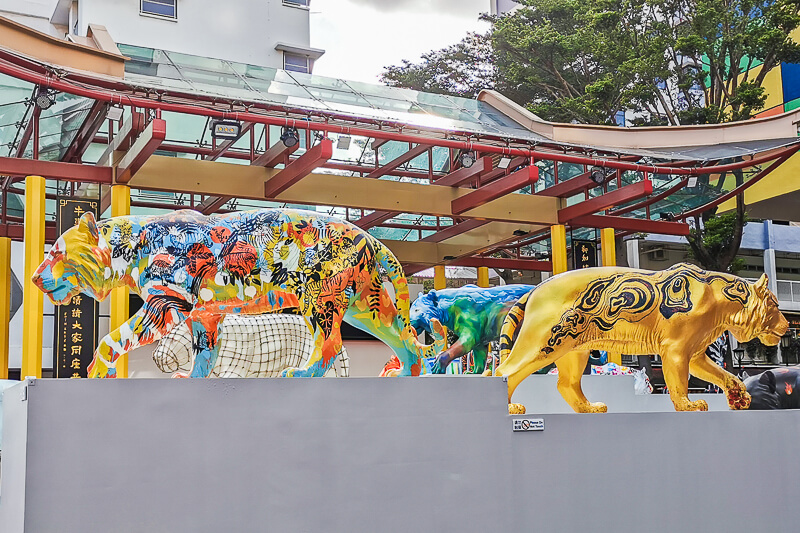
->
[77,212,99,244]
[754,274,769,292]
[427,289,438,305]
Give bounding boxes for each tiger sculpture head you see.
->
[732,273,788,346]
[31,212,113,305]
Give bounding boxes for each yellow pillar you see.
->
[600,227,621,365]
[22,175,45,379]
[0,237,11,379]
[110,184,130,378]
[434,264,446,290]
[476,267,490,288]
[601,228,616,267]
[550,224,568,275]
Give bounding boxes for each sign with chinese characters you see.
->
[54,198,99,378]
[573,239,598,269]
[512,418,545,432]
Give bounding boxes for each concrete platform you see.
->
[512,374,731,412]
[1,377,797,533]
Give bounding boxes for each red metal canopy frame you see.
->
[0,46,798,272]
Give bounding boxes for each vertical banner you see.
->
[54,198,99,378]
[572,239,598,269]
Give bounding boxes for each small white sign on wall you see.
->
[512,418,544,432]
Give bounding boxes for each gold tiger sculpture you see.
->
[494,263,788,413]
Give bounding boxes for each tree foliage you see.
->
[686,194,748,273]
[382,0,800,125]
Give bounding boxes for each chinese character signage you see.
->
[573,239,598,269]
[54,198,99,378]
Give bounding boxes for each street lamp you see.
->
[732,346,745,366]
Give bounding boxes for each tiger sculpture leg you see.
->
[660,349,709,411]
[554,350,608,413]
[687,351,751,410]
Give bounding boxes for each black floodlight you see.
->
[513,229,527,236]
[211,120,242,140]
[459,150,476,168]
[659,212,675,221]
[280,126,300,148]
[443,255,457,260]
[589,166,606,185]
[34,87,55,110]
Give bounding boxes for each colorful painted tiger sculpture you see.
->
[32,209,436,378]
[409,284,536,373]
[493,263,788,413]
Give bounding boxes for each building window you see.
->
[141,0,177,19]
[283,0,311,8]
[284,53,310,73]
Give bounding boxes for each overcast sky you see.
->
[310,0,490,83]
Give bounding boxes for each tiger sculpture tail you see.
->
[498,290,531,363]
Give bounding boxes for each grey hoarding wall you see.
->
[1,377,799,533]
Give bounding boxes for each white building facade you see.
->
[0,0,323,72]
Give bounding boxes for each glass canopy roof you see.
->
[117,44,552,143]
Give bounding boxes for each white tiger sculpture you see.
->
[153,314,349,378]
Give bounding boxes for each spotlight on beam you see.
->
[659,212,675,221]
[443,255,457,260]
[459,150,476,168]
[211,120,242,140]
[513,229,527,236]
[589,166,606,186]
[280,126,300,148]
[34,87,55,110]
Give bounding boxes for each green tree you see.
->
[686,194,747,273]
[382,0,800,125]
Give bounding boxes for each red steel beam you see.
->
[451,165,539,216]
[538,169,603,197]
[480,156,528,184]
[0,222,57,242]
[0,156,112,183]
[199,196,230,215]
[366,143,430,179]
[116,118,167,184]
[265,138,333,198]
[252,136,300,168]
[571,214,690,236]
[205,121,254,161]
[14,105,41,158]
[433,156,493,187]
[450,256,552,272]
[96,110,146,166]
[558,180,653,223]
[355,210,395,229]
[421,219,489,242]
[371,138,390,150]
[62,100,109,163]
